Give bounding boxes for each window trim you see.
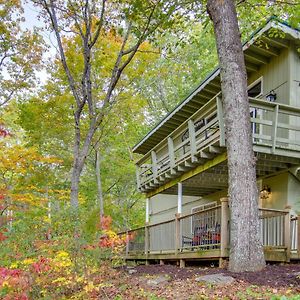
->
[248,76,263,99]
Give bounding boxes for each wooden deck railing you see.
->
[147,219,175,253]
[120,203,296,262]
[179,205,222,251]
[259,208,289,248]
[136,94,222,191]
[136,97,300,192]
[291,216,298,252]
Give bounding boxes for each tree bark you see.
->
[207,0,265,272]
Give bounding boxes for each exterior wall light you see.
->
[260,185,271,200]
[266,90,277,102]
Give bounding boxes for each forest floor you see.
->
[95,263,300,300]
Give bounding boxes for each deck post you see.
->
[220,197,229,267]
[271,104,279,153]
[284,208,291,262]
[145,198,150,262]
[151,151,158,180]
[177,182,182,215]
[179,259,185,268]
[175,213,181,256]
[297,215,300,258]
[216,96,225,147]
[145,222,150,261]
[188,119,197,162]
[168,137,176,172]
[175,182,182,255]
[146,198,150,223]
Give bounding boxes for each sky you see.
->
[22,2,57,83]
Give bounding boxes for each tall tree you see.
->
[0,0,43,107]
[207,0,265,272]
[32,0,192,208]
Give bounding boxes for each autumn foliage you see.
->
[0,207,127,299]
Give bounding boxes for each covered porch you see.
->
[119,194,300,266]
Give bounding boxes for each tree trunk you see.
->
[70,116,97,208]
[96,149,104,218]
[70,166,80,209]
[207,0,265,272]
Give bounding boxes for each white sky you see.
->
[23,1,57,83]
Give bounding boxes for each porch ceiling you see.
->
[133,19,300,155]
[160,152,300,197]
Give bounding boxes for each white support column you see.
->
[176,183,183,255]
[177,182,182,214]
[146,198,150,223]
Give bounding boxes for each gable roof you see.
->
[133,17,300,155]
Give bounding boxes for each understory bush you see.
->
[0,205,126,299]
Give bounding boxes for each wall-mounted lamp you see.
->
[260,185,271,200]
[266,90,277,102]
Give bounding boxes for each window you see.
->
[248,77,263,99]
[248,81,262,98]
[248,78,263,137]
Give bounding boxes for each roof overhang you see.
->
[133,18,300,155]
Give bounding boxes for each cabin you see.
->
[120,18,300,266]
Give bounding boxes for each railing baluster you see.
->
[220,197,229,265]
[284,209,291,262]
[297,215,300,257]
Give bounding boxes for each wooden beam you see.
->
[261,36,289,49]
[199,90,217,99]
[245,60,260,72]
[203,85,220,94]
[146,153,227,198]
[199,151,214,159]
[193,94,211,101]
[202,88,218,96]
[256,153,300,165]
[176,111,191,118]
[186,102,202,110]
[181,107,196,114]
[209,79,221,89]
[252,43,280,57]
[244,50,270,64]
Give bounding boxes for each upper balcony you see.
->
[136,94,300,193]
